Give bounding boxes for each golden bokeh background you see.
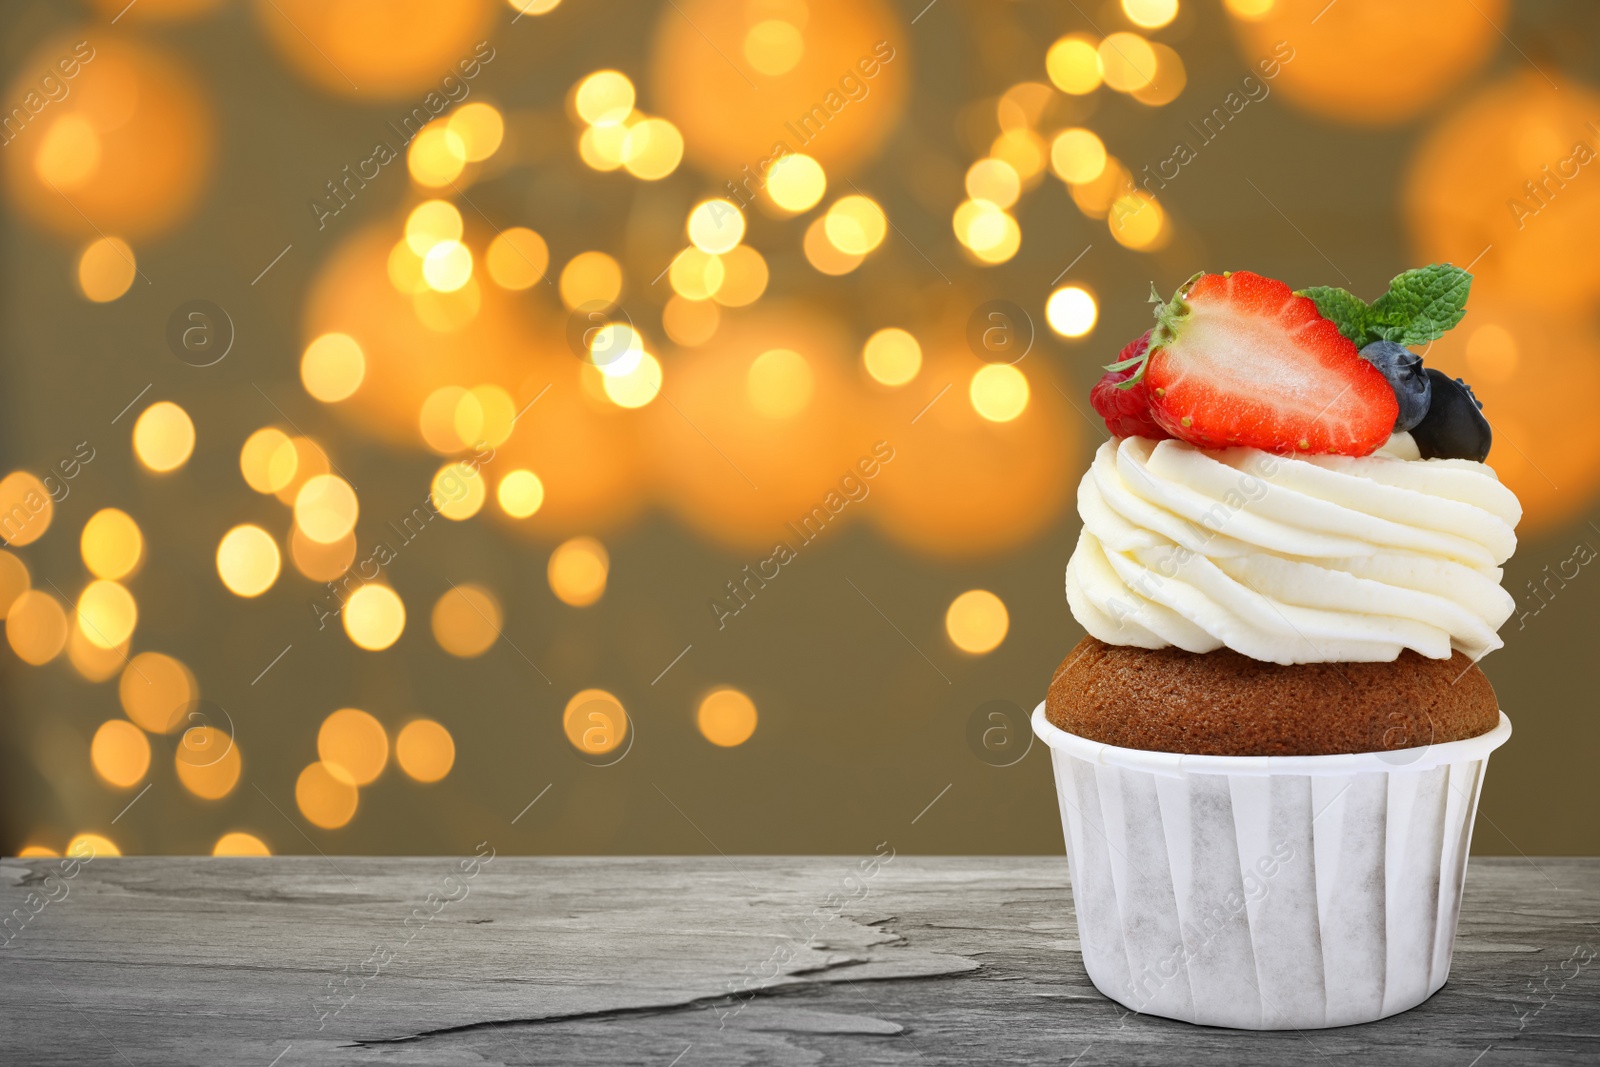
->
[2,0,1598,858]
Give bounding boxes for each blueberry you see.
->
[1410,369,1492,462]
[1359,340,1431,432]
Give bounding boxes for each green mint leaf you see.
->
[1295,285,1370,346]
[1368,264,1472,346]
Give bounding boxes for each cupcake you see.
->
[1032,267,1517,1029]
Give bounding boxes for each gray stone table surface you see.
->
[1,855,1597,1065]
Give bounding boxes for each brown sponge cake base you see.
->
[1046,636,1501,757]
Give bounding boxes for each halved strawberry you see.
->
[1090,332,1170,439]
[1114,271,1398,456]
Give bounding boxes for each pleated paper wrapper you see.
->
[1032,704,1512,1030]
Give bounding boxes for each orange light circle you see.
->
[4,37,213,239]
[0,472,52,547]
[652,0,907,174]
[132,401,195,473]
[77,238,137,302]
[290,526,356,581]
[0,550,29,616]
[696,688,758,747]
[663,295,721,346]
[301,332,366,402]
[69,628,127,683]
[1405,75,1600,312]
[304,223,642,532]
[1228,0,1506,125]
[81,508,143,580]
[75,579,137,649]
[395,719,455,782]
[217,524,282,597]
[213,832,271,856]
[548,537,609,607]
[486,227,550,290]
[294,475,359,544]
[497,470,545,519]
[240,427,297,494]
[343,584,406,650]
[945,589,1010,653]
[296,761,359,828]
[431,584,502,657]
[869,344,1075,558]
[68,833,120,858]
[563,688,628,756]
[175,727,241,799]
[318,708,389,785]
[253,0,496,98]
[91,719,151,788]
[6,589,68,664]
[1419,297,1600,535]
[645,308,869,550]
[119,652,197,733]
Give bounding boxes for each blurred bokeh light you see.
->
[3,0,1599,861]
[132,401,195,472]
[253,0,495,98]
[318,708,389,786]
[696,688,758,748]
[4,36,213,240]
[1227,0,1508,124]
[395,719,455,782]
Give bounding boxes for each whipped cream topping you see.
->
[1065,434,1521,664]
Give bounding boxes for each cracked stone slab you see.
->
[1,856,1597,1065]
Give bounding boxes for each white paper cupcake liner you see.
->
[1031,703,1511,1030]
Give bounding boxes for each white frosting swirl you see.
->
[1065,434,1520,664]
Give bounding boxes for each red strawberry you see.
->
[1090,332,1171,440]
[1121,271,1397,456]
